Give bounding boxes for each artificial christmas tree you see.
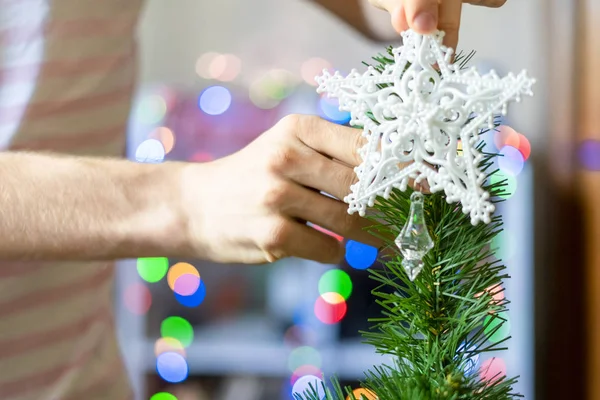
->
[294,30,535,400]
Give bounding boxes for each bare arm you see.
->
[0,152,186,261]
[0,115,382,264]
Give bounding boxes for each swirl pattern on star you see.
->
[316,30,535,225]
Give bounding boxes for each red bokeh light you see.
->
[494,125,532,161]
[314,294,347,324]
[517,134,531,160]
[494,125,519,150]
[189,151,214,163]
[123,283,152,315]
[479,357,507,384]
[291,365,324,386]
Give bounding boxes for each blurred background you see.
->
[113,0,599,399]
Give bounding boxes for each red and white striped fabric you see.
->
[0,1,143,399]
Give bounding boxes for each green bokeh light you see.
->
[261,70,297,100]
[161,316,194,348]
[484,311,511,343]
[137,257,169,283]
[150,393,178,400]
[490,171,517,200]
[491,230,516,261]
[318,269,352,300]
[288,346,322,372]
[136,94,167,125]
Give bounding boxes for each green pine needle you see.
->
[296,48,520,400]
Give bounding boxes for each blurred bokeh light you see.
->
[479,357,507,384]
[292,375,326,399]
[288,346,322,372]
[149,127,176,154]
[155,337,187,358]
[137,257,169,283]
[484,311,511,343]
[135,139,166,163]
[314,293,347,324]
[319,96,351,124]
[174,280,207,308]
[161,316,195,348]
[345,240,378,270]
[318,269,352,300]
[123,283,152,315]
[156,352,189,383]
[136,94,168,125]
[150,393,178,400]
[347,388,378,400]
[301,57,332,86]
[198,85,232,115]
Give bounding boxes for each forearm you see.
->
[0,152,187,261]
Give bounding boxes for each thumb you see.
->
[402,0,439,34]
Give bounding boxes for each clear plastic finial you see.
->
[394,192,434,281]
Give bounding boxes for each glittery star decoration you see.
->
[316,30,535,225]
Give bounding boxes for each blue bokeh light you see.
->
[292,375,326,400]
[198,85,232,115]
[456,342,480,376]
[156,352,189,383]
[345,240,378,270]
[282,380,295,400]
[292,300,318,326]
[318,96,351,124]
[135,139,165,164]
[174,279,206,308]
[498,146,524,176]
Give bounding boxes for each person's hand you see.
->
[179,115,379,265]
[368,0,507,49]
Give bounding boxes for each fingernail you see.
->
[413,12,437,33]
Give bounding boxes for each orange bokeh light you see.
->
[209,54,241,82]
[154,337,186,358]
[494,125,519,150]
[149,127,175,154]
[475,284,504,302]
[347,388,378,400]
[321,292,345,304]
[167,262,200,291]
[517,133,531,160]
[494,125,532,161]
[195,52,219,79]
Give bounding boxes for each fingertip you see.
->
[333,240,346,263]
[316,236,345,265]
[321,239,345,265]
[443,31,459,51]
[412,11,437,33]
[389,6,408,34]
